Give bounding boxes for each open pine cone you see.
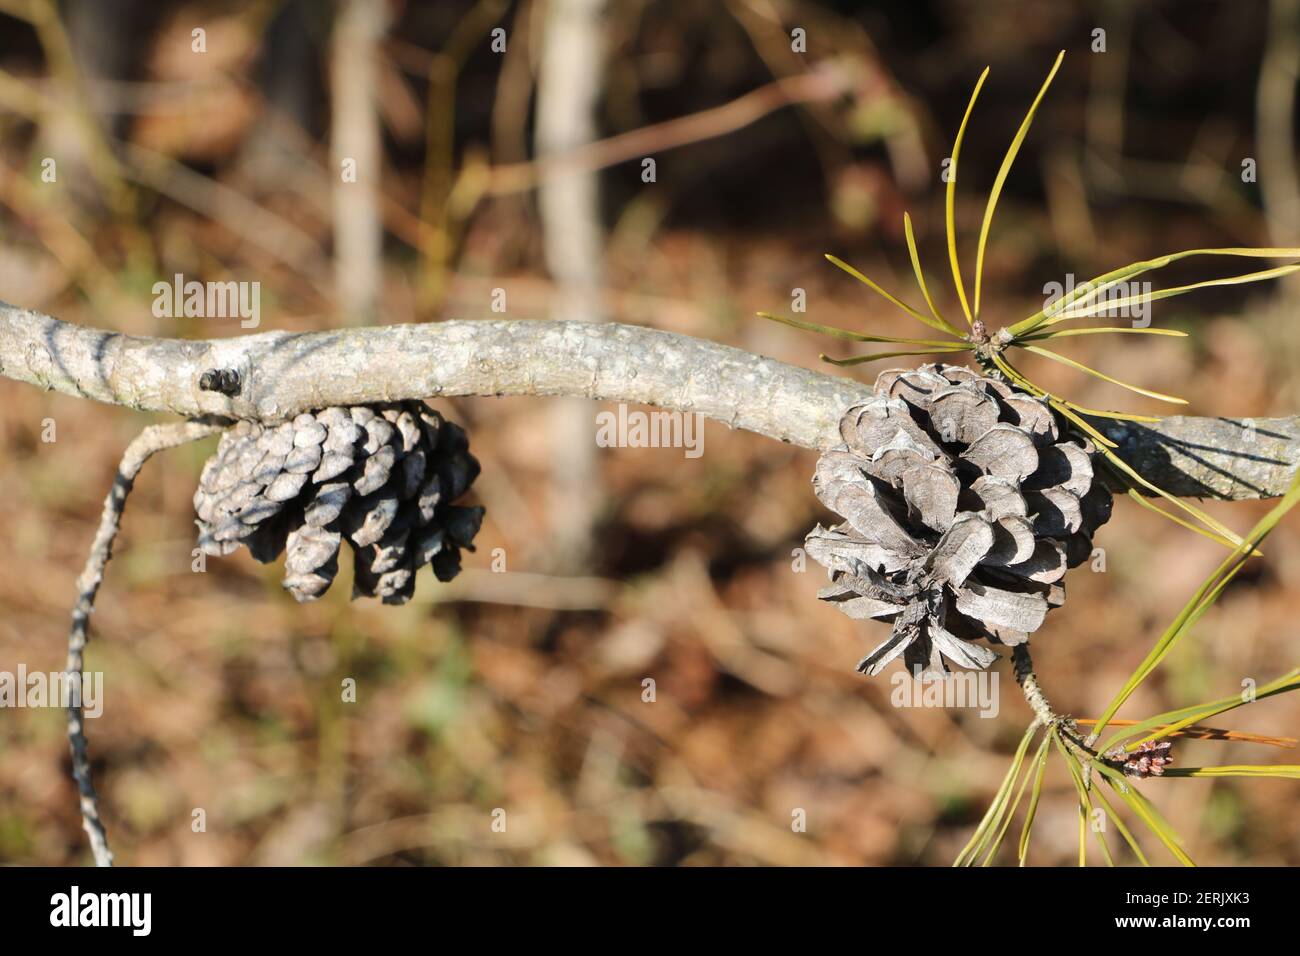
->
[807,363,1111,677]
[194,402,483,604]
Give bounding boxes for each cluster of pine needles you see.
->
[761,49,1300,552]
[958,468,1300,866]
[765,51,1300,866]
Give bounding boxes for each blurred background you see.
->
[1,0,1299,865]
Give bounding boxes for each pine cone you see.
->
[195,402,483,604]
[806,363,1112,677]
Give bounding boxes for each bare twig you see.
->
[66,419,223,866]
[487,60,860,195]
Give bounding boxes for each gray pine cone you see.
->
[195,402,483,604]
[807,363,1111,677]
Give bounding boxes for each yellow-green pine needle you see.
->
[902,212,965,337]
[1125,489,1242,550]
[1020,344,1188,405]
[822,254,942,330]
[973,50,1065,319]
[988,353,1125,439]
[994,354,1247,545]
[1090,782,1150,866]
[954,719,1040,867]
[1162,765,1300,779]
[1052,398,1246,545]
[1018,326,1188,341]
[1045,263,1300,325]
[1055,400,1161,422]
[946,66,989,328]
[981,730,1051,867]
[1088,475,1300,742]
[756,311,959,347]
[989,356,1160,421]
[1009,246,1300,338]
[821,345,972,367]
[1055,734,1114,867]
[1017,731,1053,866]
[1092,764,1194,866]
[1098,670,1300,756]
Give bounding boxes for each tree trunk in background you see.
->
[536,0,608,572]
[331,0,387,322]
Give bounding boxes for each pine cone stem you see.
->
[67,420,224,867]
[1012,644,1103,779]
[1012,644,1054,726]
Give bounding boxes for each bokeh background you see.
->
[1,0,1299,865]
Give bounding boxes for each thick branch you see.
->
[1,301,1295,499]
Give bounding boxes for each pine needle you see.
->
[946,66,989,328]
[757,311,959,347]
[1020,345,1188,405]
[973,50,1064,319]
[1018,326,1188,341]
[902,213,966,337]
[1010,246,1300,338]
[821,346,972,366]
[822,255,942,330]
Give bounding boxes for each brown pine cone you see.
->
[194,402,483,604]
[807,363,1112,677]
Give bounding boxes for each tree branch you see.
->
[1,300,1296,499]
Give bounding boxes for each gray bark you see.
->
[1,301,1295,499]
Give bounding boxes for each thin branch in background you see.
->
[65,420,224,866]
[0,65,331,301]
[0,154,123,308]
[725,0,929,193]
[1,0,139,224]
[487,62,859,196]
[123,141,329,284]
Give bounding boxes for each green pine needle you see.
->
[821,346,972,367]
[822,254,957,334]
[903,212,966,337]
[756,311,959,347]
[946,66,989,328]
[973,50,1065,319]
[1090,470,1300,744]
[1019,345,1188,405]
